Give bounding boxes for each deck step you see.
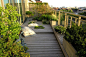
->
[28,51,62,54]
[30,54,64,57]
[27,46,60,49]
[23,21,64,57]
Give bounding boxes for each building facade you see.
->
[0,0,26,24]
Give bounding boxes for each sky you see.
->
[3,0,86,8]
[40,0,86,7]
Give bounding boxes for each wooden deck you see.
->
[21,18,64,57]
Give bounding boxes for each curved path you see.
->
[21,18,64,57]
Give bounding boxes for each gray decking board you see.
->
[22,19,64,57]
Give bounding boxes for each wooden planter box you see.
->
[50,21,56,27]
[63,38,77,57]
[26,15,32,18]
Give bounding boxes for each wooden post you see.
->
[64,13,67,28]
[21,0,25,23]
[18,0,21,24]
[53,11,54,14]
[67,16,68,27]
[75,18,77,25]
[70,17,72,28]
[12,0,14,7]
[1,0,4,8]
[9,0,10,3]
[78,16,81,26]
[55,10,57,16]
[58,11,60,25]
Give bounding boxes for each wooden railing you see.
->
[53,10,86,28]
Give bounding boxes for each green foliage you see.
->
[40,14,51,20]
[79,12,86,16]
[34,26,45,29]
[28,21,35,24]
[30,3,48,5]
[54,26,66,34]
[26,11,34,16]
[59,9,73,21]
[33,14,58,21]
[33,16,40,21]
[64,22,86,57]
[42,20,50,24]
[51,14,58,21]
[0,4,30,57]
[33,3,53,15]
[60,9,73,13]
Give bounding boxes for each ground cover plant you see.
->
[54,26,66,34]
[64,22,86,57]
[0,4,30,57]
[34,26,45,29]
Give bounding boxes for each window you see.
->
[0,0,2,7]
[3,0,9,7]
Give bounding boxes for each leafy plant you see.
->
[64,22,86,57]
[40,14,51,21]
[79,12,86,16]
[33,16,40,20]
[26,11,34,16]
[0,4,30,57]
[34,26,45,29]
[34,3,53,15]
[28,21,35,24]
[51,14,58,21]
[42,20,50,24]
[54,26,66,34]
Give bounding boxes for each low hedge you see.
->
[64,23,86,57]
[54,26,66,34]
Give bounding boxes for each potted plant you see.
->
[63,23,86,57]
[50,14,58,26]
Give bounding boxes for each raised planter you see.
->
[50,21,56,27]
[63,38,77,57]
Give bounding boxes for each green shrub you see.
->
[42,20,50,24]
[26,11,34,16]
[0,4,30,57]
[41,14,51,20]
[40,14,58,21]
[79,12,86,16]
[54,26,66,34]
[64,22,86,57]
[33,16,40,20]
[34,26,45,29]
[51,14,58,21]
[28,21,35,24]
